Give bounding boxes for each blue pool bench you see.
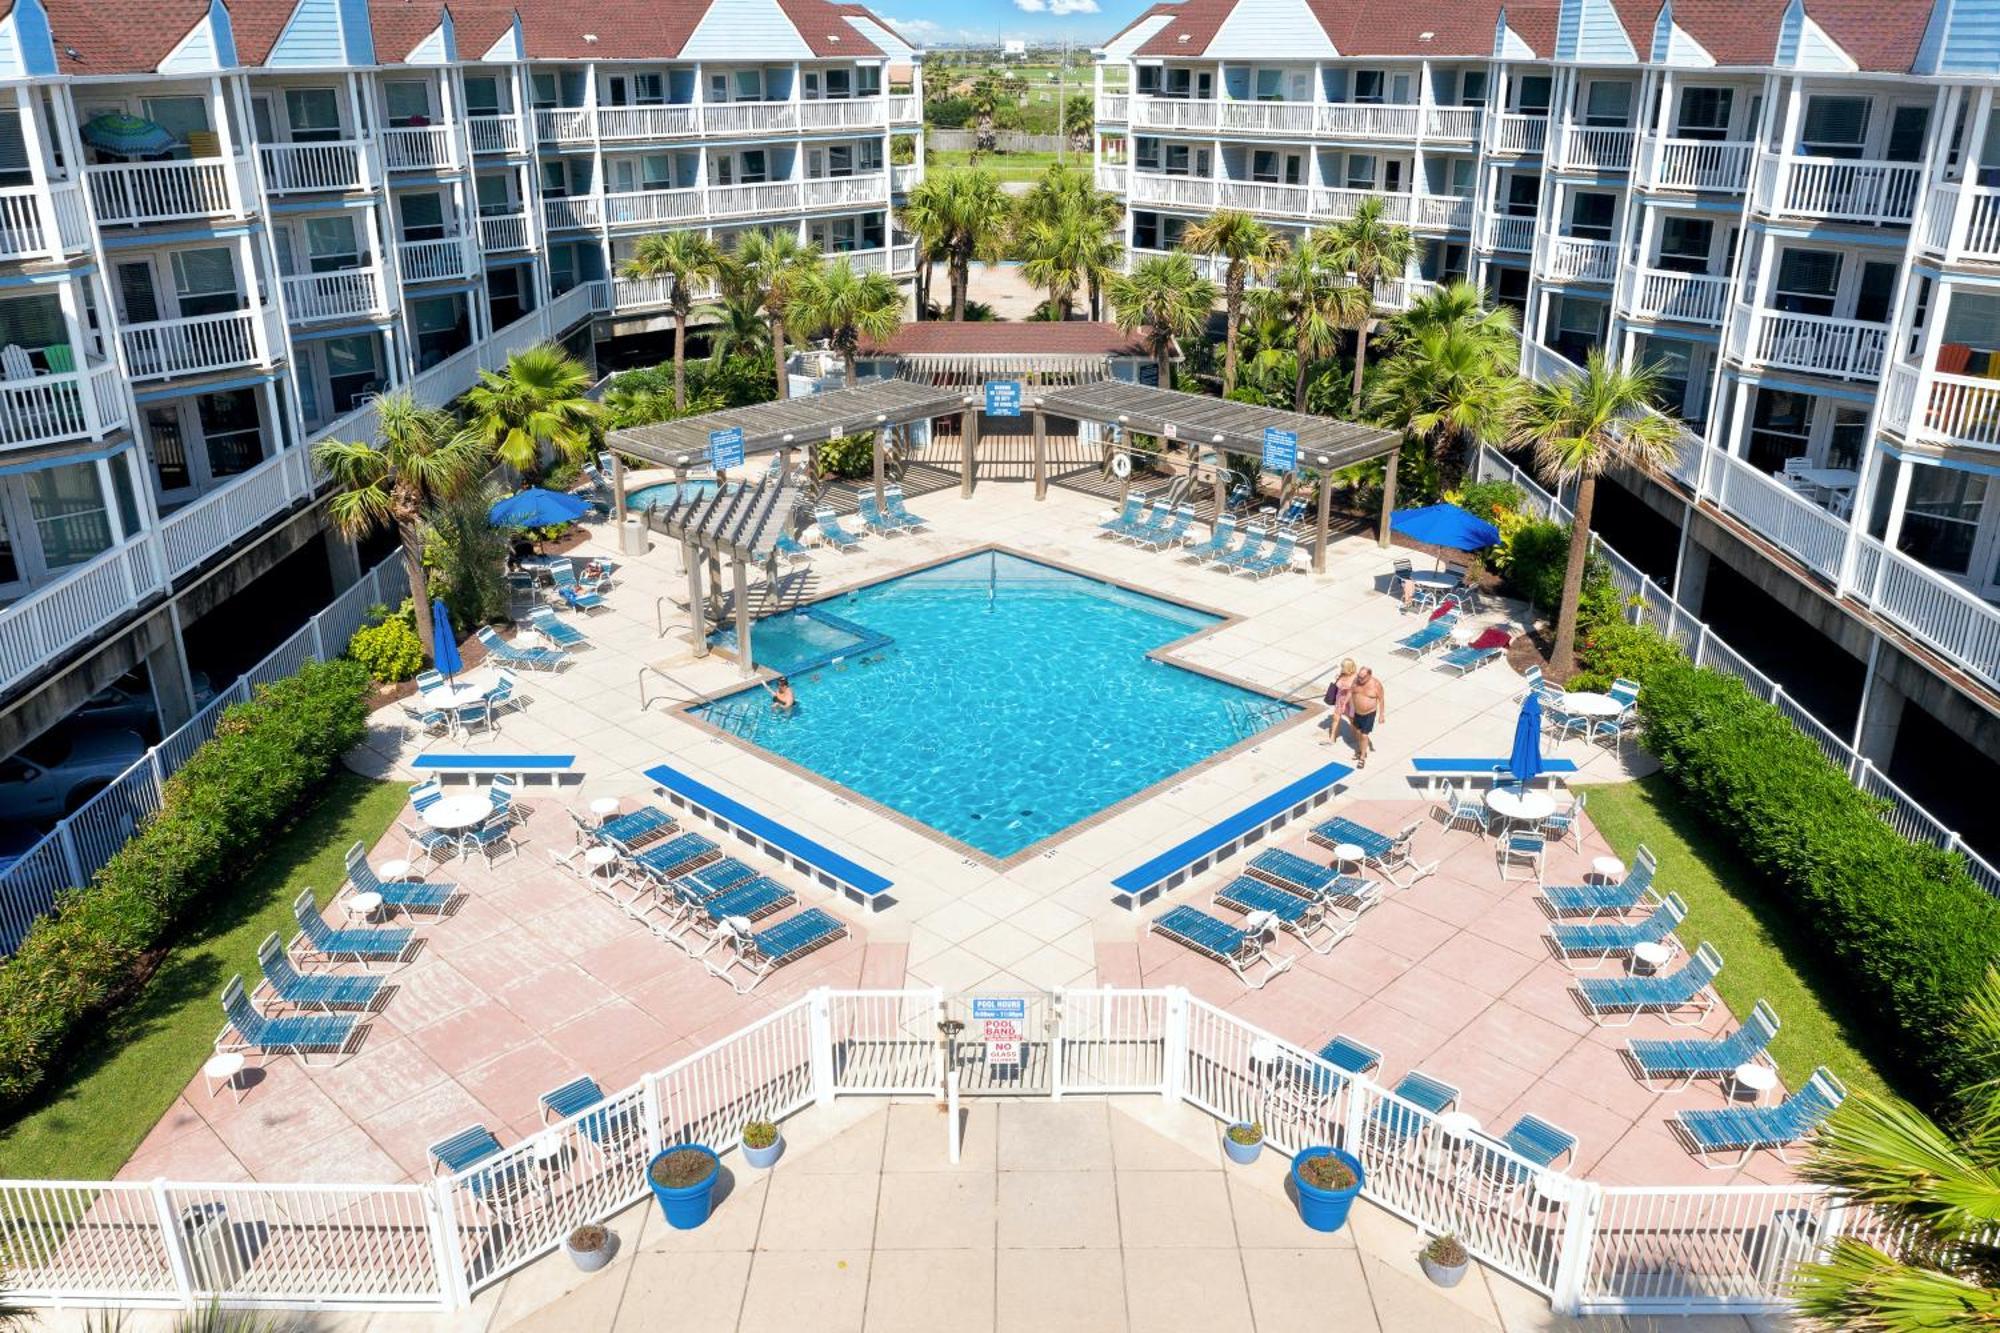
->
[645,762,894,912]
[1111,760,1353,910]
[411,753,580,787]
[1408,756,1578,787]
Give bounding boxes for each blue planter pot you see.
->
[647,1146,721,1230]
[1291,1147,1365,1233]
[741,1135,784,1170]
[1223,1125,1263,1165]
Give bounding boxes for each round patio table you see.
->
[1560,691,1626,718]
[1406,571,1461,591]
[1631,941,1674,976]
[427,680,493,710]
[421,794,492,831]
[1332,843,1366,876]
[1590,856,1626,885]
[1731,1062,1779,1105]
[1484,787,1554,826]
[589,797,622,821]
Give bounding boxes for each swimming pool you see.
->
[627,478,724,512]
[692,551,1296,859]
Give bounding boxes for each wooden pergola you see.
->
[639,476,811,673]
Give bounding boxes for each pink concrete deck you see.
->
[118,797,891,1186]
[1097,798,1801,1190]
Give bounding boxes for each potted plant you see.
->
[1290,1146,1365,1233]
[647,1144,722,1230]
[1223,1121,1264,1165]
[563,1223,615,1273]
[741,1119,784,1169]
[1420,1233,1471,1287]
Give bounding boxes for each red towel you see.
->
[1470,627,1513,650]
[1428,599,1456,623]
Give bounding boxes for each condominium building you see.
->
[0,0,922,758]
[1092,0,2000,822]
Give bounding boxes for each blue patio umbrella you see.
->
[1390,502,1502,552]
[81,112,176,157]
[430,598,462,681]
[1509,690,1545,787]
[488,486,590,528]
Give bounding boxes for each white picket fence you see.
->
[0,986,1866,1318]
[0,555,411,955]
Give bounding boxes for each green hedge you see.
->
[1636,652,2000,1106]
[0,659,369,1109]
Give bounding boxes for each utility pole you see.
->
[1057,39,1066,164]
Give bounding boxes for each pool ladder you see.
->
[1226,698,1295,742]
[708,699,766,742]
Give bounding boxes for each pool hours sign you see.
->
[971,996,1026,1068]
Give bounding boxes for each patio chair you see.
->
[1237,531,1298,578]
[548,560,606,612]
[1432,780,1488,836]
[680,858,757,896]
[1463,1114,1579,1202]
[1115,501,1173,546]
[1098,496,1145,537]
[416,670,445,695]
[675,872,794,924]
[1629,1000,1781,1090]
[598,805,677,850]
[217,976,361,1066]
[1394,613,1459,659]
[485,672,529,718]
[290,889,413,969]
[1149,904,1293,990]
[453,697,495,737]
[1239,851,1383,922]
[813,507,863,551]
[253,933,385,1013]
[1216,529,1277,573]
[459,819,520,865]
[1498,831,1546,883]
[1389,557,1414,600]
[1540,791,1586,852]
[1543,846,1658,918]
[344,842,457,915]
[1577,942,1722,1026]
[427,1125,537,1217]
[1180,517,1236,565]
[704,907,849,994]
[1513,665,1545,702]
[1309,817,1436,889]
[1319,1034,1383,1080]
[885,487,928,531]
[1132,506,1195,551]
[538,1075,643,1153]
[527,606,590,650]
[635,831,723,879]
[400,701,451,741]
[1266,1032,1383,1122]
[1675,1069,1847,1169]
[857,493,904,537]
[476,627,566,672]
[400,818,460,870]
[1213,875,1355,955]
[487,774,529,825]
[1549,893,1687,970]
[1541,686,1591,743]
[1437,644,1503,675]
[1366,1069,1460,1156]
[408,779,444,812]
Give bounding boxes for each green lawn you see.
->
[929,149,1066,182]
[0,772,405,1180]
[1584,774,1892,1103]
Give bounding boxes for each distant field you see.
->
[929,149,1067,182]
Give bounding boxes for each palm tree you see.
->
[896,174,950,320]
[1391,278,1520,351]
[727,228,820,398]
[1017,164,1124,322]
[1322,197,1419,402]
[787,257,904,388]
[1513,350,1680,676]
[312,392,488,659]
[1107,252,1217,388]
[1251,232,1372,412]
[1064,93,1095,154]
[706,291,770,367]
[457,343,598,481]
[1019,214,1088,320]
[1370,324,1523,481]
[1183,211,1282,396]
[1792,968,2000,1331]
[621,230,721,412]
[933,167,1011,320]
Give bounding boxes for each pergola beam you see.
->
[606,378,963,471]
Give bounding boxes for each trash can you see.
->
[180,1201,246,1289]
[1751,1207,1819,1289]
[621,516,649,557]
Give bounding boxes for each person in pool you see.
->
[764,675,796,713]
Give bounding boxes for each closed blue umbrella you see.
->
[1509,690,1545,787]
[81,112,176,157]
[430,598,462,681]
[488,487,590,528]
[1390,502,1502,552]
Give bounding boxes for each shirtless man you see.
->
[1349,667,1386,768]
[764,675,797,713]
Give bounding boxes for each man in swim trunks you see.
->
[1349,666,1386,768]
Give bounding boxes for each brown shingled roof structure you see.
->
[369,0,448,64]
[862,321,1153,358]
[43,0,211,73]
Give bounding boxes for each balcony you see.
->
[0,182,90,259]
[703,102,799,135]
[1542,235,1618,283]
[1487,114,1547,156]
[1628,269,1728,325]
[1642,138,1755,193]
[84,160,250,225]
[381,125,457,172]
[466,114,525,155]
[890,163,922,194]
[1555,126,1634,172]
[1919,183,2000,263]
[1373,277,1438,310]
[1424,107,1480,141]
[602,187,702,228]
[283,268,386,322]
[543,195,601,231]
[1883,362,2000,451]
[1319,104,1421,139]
[1095,165,1125,194]
[1129,173,1216,210]
[1481,214,1534,253]
[887,95,920,125]
[1758,154,1921,224]
[399,237,478,283]
[1217,179,1312,216]
[1319,189,1471,231]
[708,180,803,218]
[0,361,127,448]
[1217,101,1319,136]
[799,100,885,131]
[1131,98,1217,132]
[259,141,370,194]
[478,212,531,251]
[596,106,698,141]
[1743,310,1887,380]
[802,173,886,210]
[0,537,164,698]
[1099,94,1128,123]
[119,308,272,381]
[155,448,316,580]
[534,109,595,144]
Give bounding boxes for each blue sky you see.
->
[884,0,1148,47]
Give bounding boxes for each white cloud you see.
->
[884,14,982,40]
[1049,0,1100,13]
[1013,0,1048,11]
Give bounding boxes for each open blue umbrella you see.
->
[81,112,176,157]
[488,486,589,528]
[1509,690,1545,786]
[430,598,462,681]
[1390,502,1501,552]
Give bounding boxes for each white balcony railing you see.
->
[1373,277,1438,310]
[1096,165,1125,193]
[596,106,698,140]
[603,187,703,227]
[84,159,246,225]
[120,307,269,380]
[1645,138,1755,192]
[799,99,884,131]
[1218,101,1319,136]
[534,108,595,143]
[1543,235,1618,283]
[708,179,804,217]
[478,212,531,250]
[1557,126,1635,172]
[1762,154,1922,223]
[1099,94,1128,123]
[611,275,677,311]
[0,182,90,258]
[1132,97,1218,132]
[1919,183,2000,262]
[1423,106,1480,140]
[380,125,456,171]
[1481,214,1535,252]
[398,237,476,282]
[1630,269,1728,324]
[890,163,922,193]
[0,362,128,449]
[703,102,799,134]
[466,114,525,155]
[1129,172,1216,210]
[259,140,368,193]
[543,194,601,230]
[1748,310,1888,380]
[156,448,315,579]
[1319,103,1421,138]
[1218,179,1313,215]
[0,537,163,699]
[887,94,920,124]
[1887,364,2000,450]
[283,267,384,322]
[802,173,887,209]
[1411,194,1475,230]
[1488,113,1547,155]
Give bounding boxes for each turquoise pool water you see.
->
[693,551,1295,858]
[627,479,724,511]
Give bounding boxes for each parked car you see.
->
[74,670,215,736]
[0,728,148,824]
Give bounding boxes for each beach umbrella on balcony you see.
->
[430,598,462,681]
[487,486,589,528]
[1389,501,1501,552]
[1508,690,1545,787]
[80,112,176,157]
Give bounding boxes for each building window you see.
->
[1675,87,1733,139]
[324,335,381,414]
[1546,296,1605,364]
[1516,76,1551,114]
[1636,335,1694,418]
[1773,249,1839,316]
[1583,81,1632,127]
[141,96,210,155]
[476,174,514,214]
[1460,71,1488,106]
[198,388,263,478]
[1748,388,1813,473]
[412,295,469,371]
[1344,154,1376,189]
[170,248,242,317]
[1901,465,1984,575]
[1801,97,1868,158]
[283,88,342,142]
[304,216,363,273]
[384,82,432,127]
[1353,71,1385,105]
[463,76,501,116]
[0,504,17,585]
[399,192,446,242]
[27,461,111,568]
[1657,217,1713,272]
[1567,191,1615,239]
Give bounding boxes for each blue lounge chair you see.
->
[527,606,590,649]
[290,889,413,968]
[1577,942,1722,1026]
[678,871,794,922]
[1267,1032,1382,1118]
[1675,1069,1846,1168]
[1239,849,1381,919]
[1549,893,1687,969]
[1464,1114,1580,1199]
[539,1075,643,1151]
[1437,644,1503,675]
[1542,846,1659,918]
[705,907,849,993]
[857,494,904,537]
[1119,501,1181,546]
[1308,816,1435,888]
[1320,1034,1383,1078]
[885,488,928,531]
[1236,532,1297,578]
[1629,1000,1781,1090]
[1213,875,1355,954]
[549,560,606,612]
[345,843,457,915]
[1395,614,1459,658]
[429,1124,504,1175]
[1180,517,1236,564]
[1368,1069,1460,1155]
[774,531,814,566]
[813,507,862,551]
[636,831,723,878]
[428,1124,537,1214]
[1098,496,1146,537]
[681,857,757,895]
[1216,529,1276,573]
[1132,506,1195,551]
[476,627,566,672]
[217,976,360,1065]
[254,933,385,1012]
[1149,904,1292,989]
[600,805,677,850]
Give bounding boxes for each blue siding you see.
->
[11,0,56,77]
[1919,0,2000,73]
[339,0,376,64]
[268,0,343,66]
[1558,0,1638,62]
[210,0,239,66]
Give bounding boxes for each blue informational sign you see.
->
[984,380,1023,417]
[970,997,1027,1021]
[1262,426,1299,474]
[708,425,745,470]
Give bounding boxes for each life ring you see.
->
[1110,452,1132,479]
